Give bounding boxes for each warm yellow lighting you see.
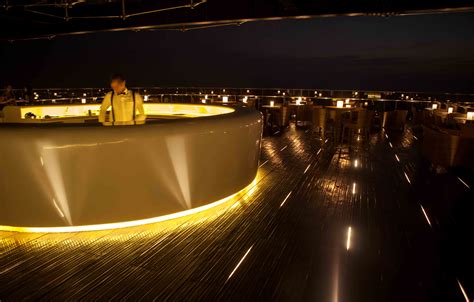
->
[0,177,258,233]
[448,107,453,114]
[270,101,275,107]
[227,245,253,280]
[345,99,350,104]
[318,93,322,97]
[336,100,344,108]
[346,226,352,250]
[420,204,432,228]
[354,92,358,96]
[432,104,438,110]
[223,96,228,103]
[467,112,474,120]
[277,90,280,94]
[53,92,57,96]
[406,96,409,100]
[280,191,292,208]
[364,102,368,106]
[296,97,302,105]
[83,93,87,97]
[201,99,206,104]
[282,92,286,96]
[81,98,86,104]
[246,89,250,93]
[144,95,149,102]
[243,96,248,103]
[345,104,351,108]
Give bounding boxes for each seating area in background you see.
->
[259,98,474,171]
[419,104,474,170]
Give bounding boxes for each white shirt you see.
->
[99,89,146,125]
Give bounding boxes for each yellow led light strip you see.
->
[0,177,257,234]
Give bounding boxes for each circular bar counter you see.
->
[0,104,262,231]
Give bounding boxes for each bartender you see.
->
[99,73,146,125]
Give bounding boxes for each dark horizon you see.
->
[1,12,474,93]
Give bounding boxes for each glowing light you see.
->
[277,90,280,94]
[81,98,86,104]
[345,99,350,104]
[304,164,311,174]
[404,172,411,184]
[317,148,321,155]
[336,101,344,108]
[0,178,258,233]
[448,107,453,114]
[467,112,474,120]
[204,95,208,100]
[246,89,250,93]
[280,145,287,151]
[395,154,400,162]
[83,93,87,97]
[259,159,269,168]
[318,93,322,97]
[296,97,302,105]
[243,96,248,103]
[389,142,393,148]
[352,183,356,194]
[364,102,368,106]
[280,191,292,208]
[420,204,432,227]
[227,245,253,280]
[144,95,149,102]
[53,92,57,96]
[270,101,275,107]
[354,159,358,168]
[457,177,470,189]
[457,279,469,302]
[346,226,352,250]
[432,103,438,110]
[345,104,351,108]
[223,96,228,103]
[201,99,206,104]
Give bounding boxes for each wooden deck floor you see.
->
[1,125,472,301]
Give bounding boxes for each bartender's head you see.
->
[110,73,126,94]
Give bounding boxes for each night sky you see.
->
[1,12,473,92]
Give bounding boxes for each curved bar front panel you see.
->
[0,105,262,229]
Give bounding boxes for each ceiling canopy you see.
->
[1,0,473,41]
